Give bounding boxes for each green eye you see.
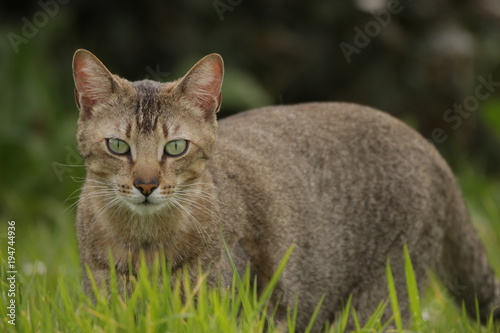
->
[107,138,130,155]
[165,140,188,157]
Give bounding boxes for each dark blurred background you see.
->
[1,0,500,228]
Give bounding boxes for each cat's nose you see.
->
[134,180,159,196]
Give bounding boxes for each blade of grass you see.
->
[351,307,362,332]
[362,300,387,330]
[287,296,299,333]
[304,294,325,333]
[386,258,403,332]
[256,245,295,310]
[339,295,352,333]
[220,228,253,317]
[404,245,423,332]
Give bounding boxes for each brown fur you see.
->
[73,49,500,330]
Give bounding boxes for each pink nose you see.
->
[134,180,159,196]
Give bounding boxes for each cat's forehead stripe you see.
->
[133,80,163,133]
[125,123,132,138]
[162,123,169,137]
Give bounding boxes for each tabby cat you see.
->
[73,49,500,330]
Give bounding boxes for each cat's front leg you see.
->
[82,265,134,302]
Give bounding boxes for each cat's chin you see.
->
[127,201,166,215]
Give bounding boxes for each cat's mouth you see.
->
[129,199,165,215]
[138,196,161,206]
[132,194,160,205]
[122,195,166,214]
[139,199,161,206]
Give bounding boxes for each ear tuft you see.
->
[72,49,120,118]
[178,54,224,118]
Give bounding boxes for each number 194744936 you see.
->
[7,221,16,269]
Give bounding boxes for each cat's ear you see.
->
[72,49,122,119]
[176,54,224,119]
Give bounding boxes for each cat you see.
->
[72,49,500,330]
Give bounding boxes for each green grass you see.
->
[1,174,500,333]
[0,243,433,332]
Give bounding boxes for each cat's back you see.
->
[214,102,444,176]
[211,101,455,235]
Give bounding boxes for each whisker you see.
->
[64,187,85,204]
[174,196,217,215]
[177,183,217,195]
[91,197,123,225]
[71,176,90,183]
[67,190,117,203]
[65,178,118,211]
[64,192,117,213]
[66,185,115,195]
[107,199,129,226]
[70,177,117,187]
[180,191,220,205]
[85,179,117,186]
[169,198,209,242]
[53,162,88,167]
[177,182,213,188]
[177,189,222,207]
[175,198,220,230]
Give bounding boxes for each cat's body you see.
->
[73,50,500,330]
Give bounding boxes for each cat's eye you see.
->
[165,140,188,157]
[107,138,130,155]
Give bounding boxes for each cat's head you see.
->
[72,49,223,215]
